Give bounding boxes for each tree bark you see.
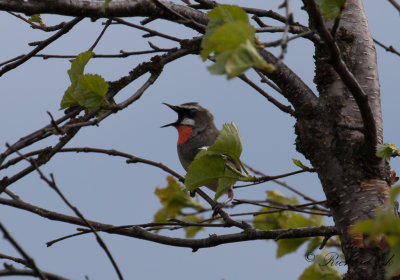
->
[300,0,391,279]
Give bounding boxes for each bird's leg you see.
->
[212,188,234,217]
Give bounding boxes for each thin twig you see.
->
[0,195,338,250]
[244,163,320,203]
[373,38,400,57]
[33,48,174,60]
[153,0,205,32]
[388,0,400,12]
[255,69,282,93]
[89,19,112,51]
[23,156,124,280]
[0,222,48,280]
[112,18,183,42]
[0,17,83,77]
[238,74,294,115]
[7,11,67,32]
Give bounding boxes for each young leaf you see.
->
[201,5,274,79]
[201,5,250,59]
[224,39,275,79]
[68,51,93,86]
[299,253,342,280]
[276,238,309,258]
[215,172,237,200]
[182,215,205,238]
[29,14,44,25]
[315,0,346,19]
[292,158,311,171]
[376,143,400,160]
[79,74,109,111]
[201,20,254,60]
[60,51,93,109]
[184,150,227,191]
[102,0,112,12]
[209,122,242,162]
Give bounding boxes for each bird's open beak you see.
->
[161,103,180,128]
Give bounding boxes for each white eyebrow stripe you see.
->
[180,118,195,126]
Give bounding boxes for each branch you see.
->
[0,39,199,193]
[0,222,48,280]
[30,163,123,280]
[258,48,319,116]
[238,74,295,115]
[0,16,83,77]
[304,0,377,154]
[244,163,321,204]
[112,18,183,42]
[373,38,400,57]
[0,195,337,251]
[0,0,208,32]
[0,266,69,280]
[388,0,400,12]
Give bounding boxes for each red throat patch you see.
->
[175,126,193,145]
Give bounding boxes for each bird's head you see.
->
[161,102,215,145]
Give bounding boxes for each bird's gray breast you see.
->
[177,126,219,170]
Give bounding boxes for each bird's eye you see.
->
[188,108,197,116]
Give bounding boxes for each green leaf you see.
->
[389,185,400,206]
[102,0,112,12]
[209,123,242,162]
[253,190,326,257]
[60,51,110,112]
[305,236,324,256]
[224,40,275,78]
[182,215,205,238]
[201,20,254,60]
[292,158,311,171]
[201,5,274,79]
[29,14,44,25]
[155,176,201,215]
[185,150,227,191]
[376,143,400,160]
[253,208,281,230]
[61,51,93,109]
[208,4,249,23]
[79,74,109,111]
[202,5,250,59]
[315,0,346,19]
[299,253,342,280]
[267,189,299,205]
[276,238,309,258]
[215,172,237,200]
[68,51,93,86]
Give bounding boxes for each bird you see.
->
[161,102,239,202]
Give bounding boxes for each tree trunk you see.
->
[299,0,391,279]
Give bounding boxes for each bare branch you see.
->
[0,16,83,77]
[112,18,183,42]
[88,19,112,51]
[244,163,321,204]
[33,48,174,60]
[258,48,319,116]
[0,222,48,280]
[374,38,400,57]
[0,266,69,280]
[0,195,337,250]
[238,74,294,115]
[0,0,208,32]
[388,0,400,12]
[7,11,67,32]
